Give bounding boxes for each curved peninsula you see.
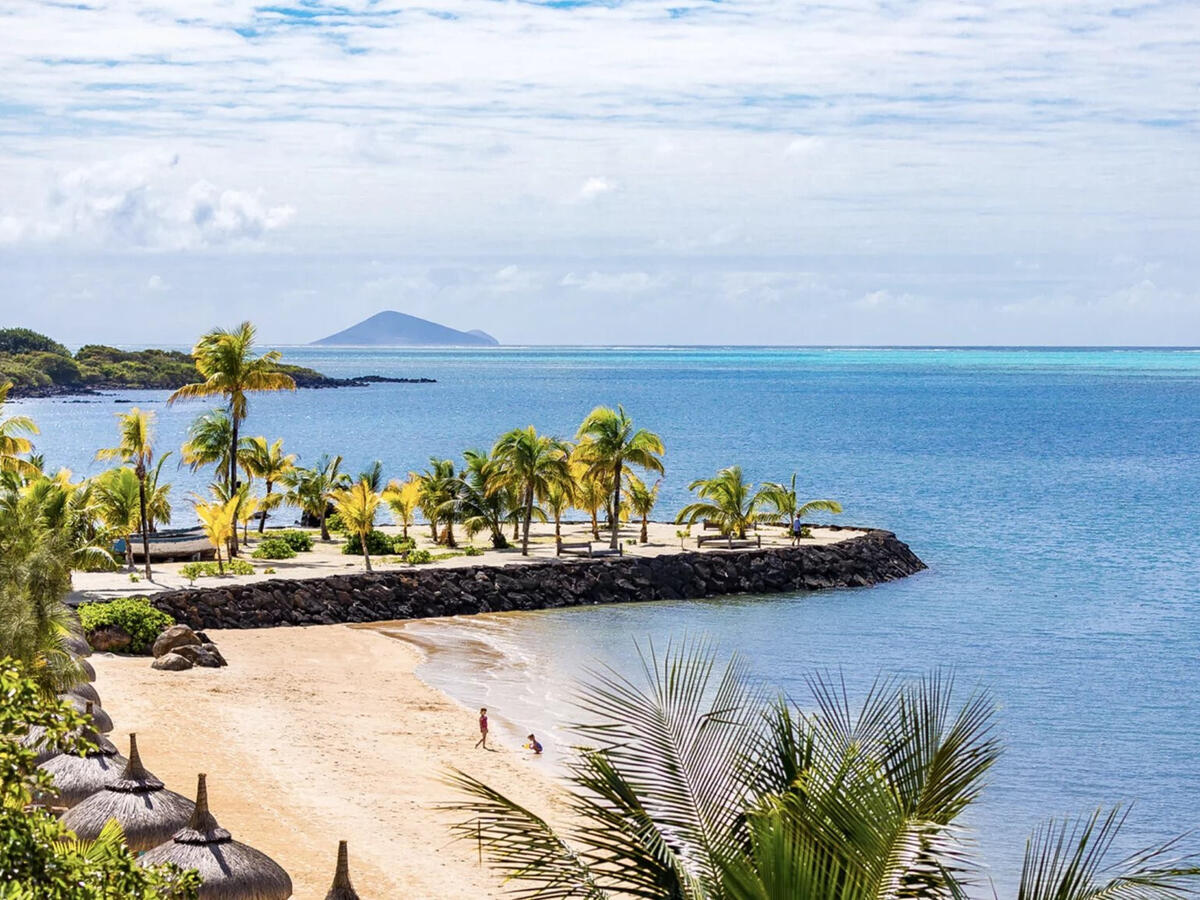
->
[149,528,926,631]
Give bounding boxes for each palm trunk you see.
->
[137,469,152,580]
[609,460,622,549]
[215,543,224,575]
[258,483,271,533]
[445,520,457,548]
[319,506,330,542]
[429,517,439,542]
[124,534,135,570]
[590,508,599,539]
[228,411,240,556]
[641,515,648,544]
[361,531,372,572]
[512,517,520,541]
[554,512,561,539]
[521,487,533,555]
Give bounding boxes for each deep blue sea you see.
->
[13,346,1200,892]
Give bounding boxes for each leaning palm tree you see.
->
[239,437,296,533]
[332,479,382,572]
[382,475,421,540]
[575,406,665,549]
[283,455,349,541]
[757,472,842,532]
[450,644,1200,900]
[0,382,39,479]
[95,409,158,579]
[676,465,764,539]
[167,322,296,554]
[444,450,509,549]
[624,473,660,543]
[491,427,571,555]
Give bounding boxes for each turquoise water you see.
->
[13,346,1200,891]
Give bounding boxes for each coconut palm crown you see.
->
[333,478,382,572]
[576,405,664,549]
[675,465,764,539]
[96,408,159,579]
[757,472,842,528]
[0,381,39,479]
[491,427,571,556]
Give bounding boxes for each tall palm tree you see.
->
[491,427,571,555]
[757,472,842,532]
[382,475,421,540]
[239,437,296,533]
[571,456,609,541]
[416,458,459,547]
[192,492,239,574]
[167,321,296,554]
[93,467,142,570]
[624,473,660,543]
[333,479,382,572]
[0,382,39,479]
[576,406,665,549]
[95,408,158,579]
[180,409,234,479]
[450,643,1200,900]
[543,479,573,541]
[283,454,349,541]
[676,465,765,539]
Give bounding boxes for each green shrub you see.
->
[228,558,254,575]
[78,598,175,655]
[391,536,416,553]
[269,529,313,552]
[326,513,347,535]
[252,538,296,560]
[180,558,255,581]
[406,549,433,565]
[463,545,484,557]
[342,530,393,556]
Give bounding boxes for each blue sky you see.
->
[1,0,1198,345]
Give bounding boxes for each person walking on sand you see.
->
[474,707,489,749]
[791,514,804,545]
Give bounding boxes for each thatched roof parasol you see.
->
[67,681,102,706]
[78,658,96,682]
[60,694,114,734]
[64,634,92,657]
[38,705,128,808]
[324,841,361,900]
[60,734,194,852]
[22,725,60,765]
[141,774,293,900]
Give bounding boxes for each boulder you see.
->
[151,652,192,671]
[152,624,200,659]
[200,643,228,667]
[173,645,222,668]
[87,626,131,653]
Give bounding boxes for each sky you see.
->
[1,0,1198,346]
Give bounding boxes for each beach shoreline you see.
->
[90,623,563,898]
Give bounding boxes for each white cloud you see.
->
[576,177,616,203]
[560,271,661,293]
[146,274,168,291]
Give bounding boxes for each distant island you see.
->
[313,311,499,347]
[0,327,433,398]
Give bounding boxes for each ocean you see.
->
[13,346,1200,891]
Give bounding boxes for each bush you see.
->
[78,598,174,655]
[463,546,484,557]
[342,530,394,556]
[269,529,313,552]
[252,538,296,560]
[406,549,433,565]
[180,558,255,581]
[392,536,416,553]
[325,513,347,535]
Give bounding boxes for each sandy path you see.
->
[91,625,562,898]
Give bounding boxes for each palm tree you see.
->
[450,643,1200,900]
[575,406,665,549]
[624,473,660,543]
[333,479,382,572]
[571,456,609,541]
[143,456,173,534]
[757,472,842,533]
[416,458,459,547]
[491,427,571,555]
[444,450,510,549]
[0,382,39,479]
[192,493,239,574]
[283,454,349,541]
[239,437,296,533]
[167,321,296,554]
[543,479,573,541]
[93,467,142,570]
[676,465,765,539]
[181,409,234,479]
[382,475,421,540]
[95,409,159,579]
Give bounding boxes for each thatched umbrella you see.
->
[324,841,362,900]
[79,658,97,682]
[22,725,60,765]
[67,681,102,707]
[141,774,293,900]
[60,734,194,852]
[38,705,128,808]
[60,694,114,734]
[64,634,92,657]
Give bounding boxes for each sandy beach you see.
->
[90,624,563,898]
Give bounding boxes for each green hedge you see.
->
[268,530,313,552]
[78,598,175,655]
[341,530,394,556]
[252,538,297,560]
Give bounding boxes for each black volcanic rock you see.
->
[313,311,499,347]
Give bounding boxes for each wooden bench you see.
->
[556,540,624,558]
[701,519,759,532]
[696,533,762,549]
